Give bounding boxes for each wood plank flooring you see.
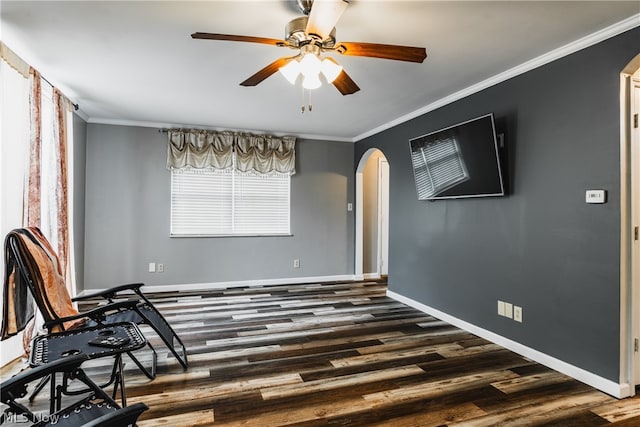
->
[6,279,640,426]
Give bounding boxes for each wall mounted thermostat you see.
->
[585,190,607,204]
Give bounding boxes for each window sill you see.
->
[169,233,293,238]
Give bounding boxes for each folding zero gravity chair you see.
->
[0,353,149,427]
[2,228,188,399]
[2,228,151,406]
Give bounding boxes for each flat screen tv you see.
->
[409,113,505,200]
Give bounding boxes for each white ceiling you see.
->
[2,1,638,141]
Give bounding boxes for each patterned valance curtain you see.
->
[167,129,296,175]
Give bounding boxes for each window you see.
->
[170,168,290,237]
[167,129,295,236]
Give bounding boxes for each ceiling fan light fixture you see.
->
[302,73,322,90]
[279,59,301,84]
[279,53,342,89]
[193,0,425,99]
[320,57,342,83]
[299,52,322,77]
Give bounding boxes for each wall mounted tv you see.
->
[409,113,505,200]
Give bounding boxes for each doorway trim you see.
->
[378,157,389,276]
[619,53,640,397]
[355,148,389,280]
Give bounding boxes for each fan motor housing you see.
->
[285,16,336,48]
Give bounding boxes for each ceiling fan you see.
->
[191,0,427,96]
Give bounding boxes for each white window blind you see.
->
[171,168,290,236]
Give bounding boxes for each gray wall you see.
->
[72,113,87,289]
[355,28,639,383]
[84,124,354,289]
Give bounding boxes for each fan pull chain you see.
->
[300,88,313,113]
[301,85,305,113]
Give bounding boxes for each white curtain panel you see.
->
[0,53,30,366]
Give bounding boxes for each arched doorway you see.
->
[355,148,389,279]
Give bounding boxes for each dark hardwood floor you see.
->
[6,279,640,426]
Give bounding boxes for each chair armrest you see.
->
[72,283,145,302]
[0,354,89,402]
[43,300,140,330]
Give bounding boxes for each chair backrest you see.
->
[1,229,35,340]
[5,228,82,332]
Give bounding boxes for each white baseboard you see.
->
[387,290,631,399]
[77,274,358,296]
[363,272,381,280]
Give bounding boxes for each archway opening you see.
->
[355,148,389,279]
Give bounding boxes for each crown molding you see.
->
[87,117,353,143]
[84,14,639,144]
[353,13,640,143]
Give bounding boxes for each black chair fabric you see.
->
[78,286,188,372]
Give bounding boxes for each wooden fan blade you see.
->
[305,0,348,40]
[240,57,295,87]
[332,69,360,95]
[191,32,287,47]
[335,42,427,63]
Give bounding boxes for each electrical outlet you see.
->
[157,263,164,273]
[148,262,156,273]
[293,259,300,268]
[498,300,505,316]
[504,302,513,319]
[514,306,523,323]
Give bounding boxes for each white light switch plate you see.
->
[504,302,513,319]
[585,190,606,204]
